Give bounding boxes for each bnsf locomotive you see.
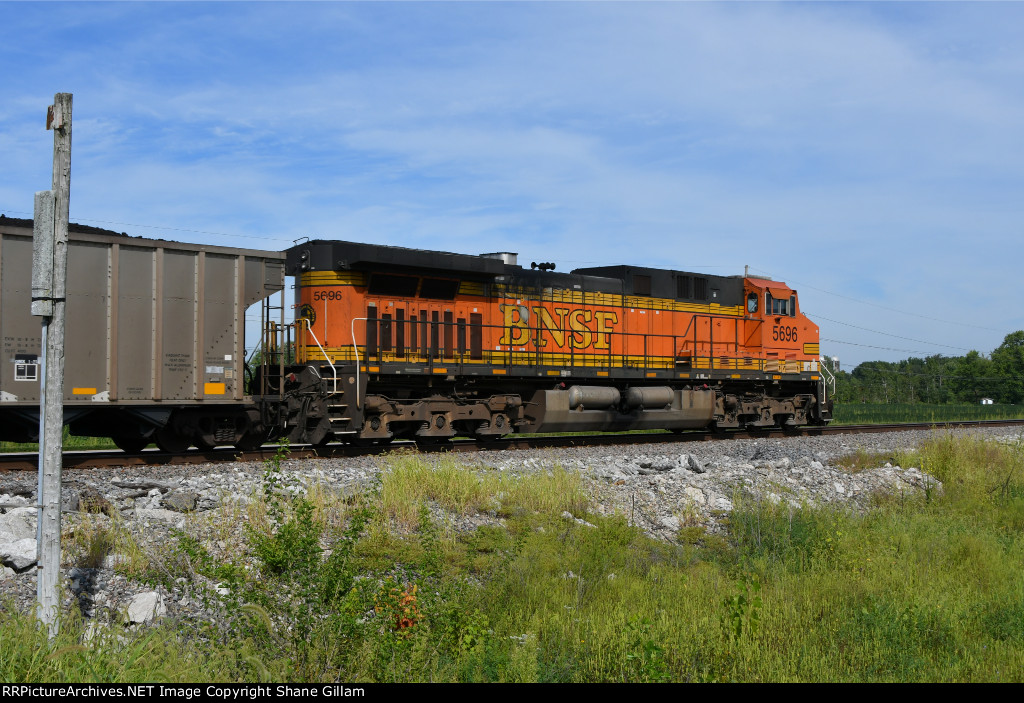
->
[256,240,832,446]
[0,216,831,452]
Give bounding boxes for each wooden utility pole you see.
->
[34,92,71,636]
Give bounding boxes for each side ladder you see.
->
[258,294,290,399]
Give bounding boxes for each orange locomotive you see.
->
[257,240,832,445]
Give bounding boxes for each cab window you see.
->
[747,293,758,313]
[767,293,795,316]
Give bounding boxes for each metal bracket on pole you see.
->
[32,190,55,317]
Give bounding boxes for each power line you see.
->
[810,313,972,352]
[821,338,939,355]
[750,266,1001,332]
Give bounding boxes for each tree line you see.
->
[828,331,1024,405]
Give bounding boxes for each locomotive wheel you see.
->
[112,434,150,453]
[414,437,451,447]
[155,427,190,454]
[313,432,334,447]
[235,431,267,452]
[303,414,333,447]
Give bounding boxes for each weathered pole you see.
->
[35,93,71,635]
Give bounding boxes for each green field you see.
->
[832,403,1024,426]
[4,434,1023,682]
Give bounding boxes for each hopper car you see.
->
[0,216,284,452]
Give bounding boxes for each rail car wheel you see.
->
[112,434,150,453]
[155,427,190,454]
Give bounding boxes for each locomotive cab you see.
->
[741,277,831,425]
[743,278,817,367]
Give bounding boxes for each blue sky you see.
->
[1,1,1021,368]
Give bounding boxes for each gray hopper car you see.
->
[0,217,284,452]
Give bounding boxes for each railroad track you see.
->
[2,418,1023,472]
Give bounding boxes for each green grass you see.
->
[833,402,1024,426]
[0,426,116,453]
[4,435,1024,682]
[0,608,232,682]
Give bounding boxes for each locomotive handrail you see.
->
[677,313,748,371]
[303,317,338,397]
[324,314,814,377]
[350,317,368,410]
[819,355,836,397]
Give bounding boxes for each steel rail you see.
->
[1,418,1023,472]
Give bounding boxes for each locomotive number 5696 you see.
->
[772,325,799,342]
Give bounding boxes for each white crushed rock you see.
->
[125,591,166,624]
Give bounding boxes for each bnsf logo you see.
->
[499,304,618,350]
[298,304,316,326]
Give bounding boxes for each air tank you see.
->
[623,386,674,410]
[567,385,621,410]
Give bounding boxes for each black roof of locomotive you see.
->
[573,264,745,303]
[287,239,506,278]
[286,239,745,303]
[287,239,625,294]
